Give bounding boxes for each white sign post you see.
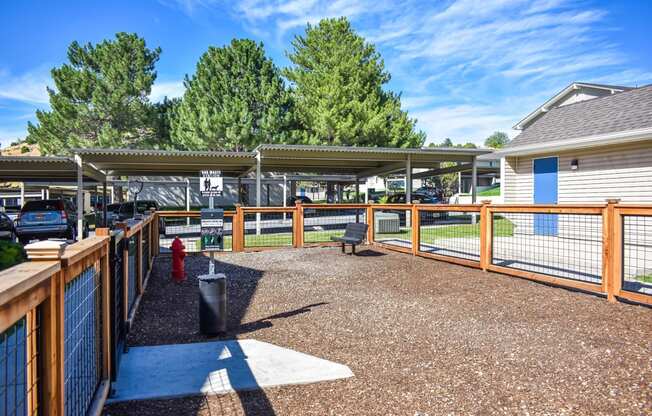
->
[199,170,223,274]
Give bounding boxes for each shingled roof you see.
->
[507,84,652,148]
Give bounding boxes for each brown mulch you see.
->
[105,247,652,416]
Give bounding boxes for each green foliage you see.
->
[0,240,26,271]
[140,97,180,150]
[171,39,297,151]
[484,131,510,148]
[285,17,425,148]
[425,139,477,195]
[26,33,161,155]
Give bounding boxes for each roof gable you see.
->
[514,82,631,130]
[507,84,652,150]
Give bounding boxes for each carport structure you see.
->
[75,144,491,205]
[0,155,105,240]
[0,145,492,239]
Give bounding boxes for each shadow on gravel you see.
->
[236,302,328,335]
[352,249,386,257]
[112,254,281,416]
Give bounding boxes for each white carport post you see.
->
[255,152,261,235]
[405,155,412,227]
[185,178,191,225]
[74,154,84,241]
[471,156,478,224]
[471,156,478,204]
[19,183,25,207]
[282,175,287,221]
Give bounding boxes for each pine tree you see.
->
[171,39,297,151]
[26,33,161,154]
[285,17,425,148]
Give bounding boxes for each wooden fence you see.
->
[154,201,651,306]
[1,203,649,415]
[0,214,156,416]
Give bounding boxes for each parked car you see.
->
[15,199,87,245]
[111,200,159,226]
[0,212,16,241]
[287,195,313,206]
[386,193,444,204]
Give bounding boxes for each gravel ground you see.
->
[105,247,652,416]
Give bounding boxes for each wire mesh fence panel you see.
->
[622,215,652,295]
[373,208,412,249]
[127,235,137,313]
[491,212,603,284]
[419,210,481,261]
[159,215,233,253]
[244,212,293,248]
[0,311,40,416]
[303,208,366,244]
[64,266,102,416]
[110,233,126,381]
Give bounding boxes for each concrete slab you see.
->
[108,339,354,402]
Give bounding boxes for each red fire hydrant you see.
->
[171,237,186,283]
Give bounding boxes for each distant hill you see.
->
[0,141,41,156]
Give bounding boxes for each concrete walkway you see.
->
[108,339,354,402]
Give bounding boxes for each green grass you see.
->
[633,274,652,284]
[376,218,514,243]
[478,185,500,196]
[173,218,516,250]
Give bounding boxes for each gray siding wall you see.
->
[504,140,652,204]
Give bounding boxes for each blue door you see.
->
[533,157,558,235]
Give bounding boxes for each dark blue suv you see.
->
[16,199,85,245]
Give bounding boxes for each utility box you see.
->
[375,212,400,233]
[200,208,224,251]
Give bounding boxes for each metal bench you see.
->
[331,223,368,254]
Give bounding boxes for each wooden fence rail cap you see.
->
[24,240,67,261]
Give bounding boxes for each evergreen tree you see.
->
[171,39,296,151]
[285,17,424,148]
[26,33,161,154]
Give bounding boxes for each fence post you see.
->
[24,242,67,416]
[480,200,492,271]
[603,199,620,302]
[411,204,420,255]
[136,228,143,295]
[152,211,160,256]
[366,204,374,244]
[96,228,112,379]
[233,204,244,252]
[293,200,304,248]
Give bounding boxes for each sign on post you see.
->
[200,170,224,197]
[200,209,224,251]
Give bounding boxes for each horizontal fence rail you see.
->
[150,201,651,307]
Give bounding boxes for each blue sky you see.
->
[1,0,651,147]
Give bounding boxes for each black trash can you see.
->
[198,273,227,335]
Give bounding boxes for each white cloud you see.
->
[0,69,51,104]
[150,80,185,102]
[157,0,220,15]
[413,104,522,146]
[125,1,652,142]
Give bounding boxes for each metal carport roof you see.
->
[0,156,105,182]
[73,148,256,177]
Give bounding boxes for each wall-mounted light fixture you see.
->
[570,159,579,171]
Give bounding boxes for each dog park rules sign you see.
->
[200,170,223,197]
